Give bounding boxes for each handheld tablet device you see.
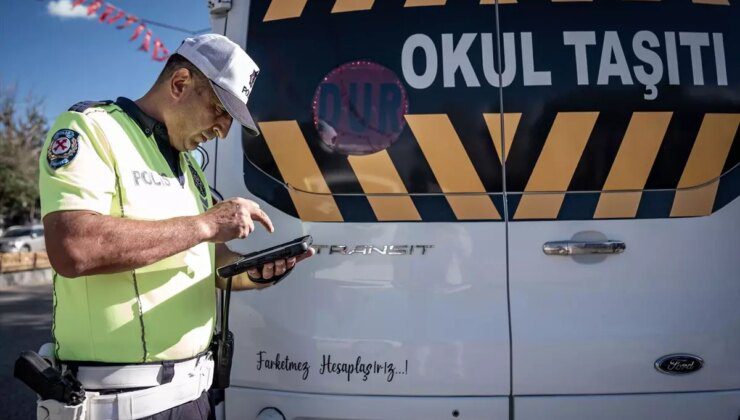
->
[217,235,313,279]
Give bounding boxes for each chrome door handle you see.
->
[543,240,626,256]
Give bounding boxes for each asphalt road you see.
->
[0,283,53,420]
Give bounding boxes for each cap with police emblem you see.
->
[175,34,261,136]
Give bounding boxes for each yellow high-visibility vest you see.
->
[39,102,215,363]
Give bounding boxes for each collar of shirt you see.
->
[115,97,184,186]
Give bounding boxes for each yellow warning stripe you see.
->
[484,113,521,163]
[676,114,739,188]
[347,151,421,221]
[404,0,446,7]
[670,181,722,218]
[265,0,729,21]
[263,0,308,22]
[594,191,645,219]
[594,112,672,219]
[259,121,343,221]
[332,0,375,14]
[514,112,598,220]
[406,114,501,220]
[671,113,740,217]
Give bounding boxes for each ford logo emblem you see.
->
[655,354,704,375]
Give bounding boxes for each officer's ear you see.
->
[169,68,195,101]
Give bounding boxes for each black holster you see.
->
[14,351,85,405]
[210,330,233,390]
[211,277,234,390]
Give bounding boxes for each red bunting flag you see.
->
[68,2,169,62]
[106,10,126,24]
[129,23,145,41]
[152,38,170,62]
[86,0,102,16]
[98,4,115,22]
[138,29,152,52]
[117,14,138,29]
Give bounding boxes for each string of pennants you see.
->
[70,0,170,61]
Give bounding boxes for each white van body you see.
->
[202,1,740,419]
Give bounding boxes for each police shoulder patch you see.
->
[47,129,80,169]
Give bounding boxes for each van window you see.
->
[241,0,503,222]
[238,0,737,222]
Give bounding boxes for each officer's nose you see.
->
[214,114,233,139]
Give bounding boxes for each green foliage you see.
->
[0,84,47,227]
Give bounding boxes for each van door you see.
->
[498,2,740,419]
[208,1,512,418]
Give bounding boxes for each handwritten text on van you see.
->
[256,351,408,382]
[401,31,728,100]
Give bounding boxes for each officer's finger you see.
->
[295,247,316,263]
[247,267,261,279]
[286,257,297,270]
[274,259,286,276]
[244,216,255,235]
[262,262,274,279]
[250,208,274,233]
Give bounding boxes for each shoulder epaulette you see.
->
[67,100,113,113]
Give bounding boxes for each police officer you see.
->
[39,34,313,419]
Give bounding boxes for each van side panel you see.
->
[500,0,740,405]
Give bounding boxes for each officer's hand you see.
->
[201,198,274,242]
[245,247,316,283]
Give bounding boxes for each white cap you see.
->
[175,33,260,136]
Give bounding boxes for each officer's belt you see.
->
[50,354,214,420]
[70,353,211,390]
[86,355,212,420]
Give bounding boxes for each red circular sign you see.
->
[312,61,409,155]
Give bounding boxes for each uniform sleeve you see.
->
[39,111,117,218]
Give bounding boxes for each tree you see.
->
[0,83,48,227]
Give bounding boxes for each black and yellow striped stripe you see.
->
[254,112,739,222]
[513,112,598,220]
[671,114,739,216]
[262,0,730,22]
[594,113,672,219]
[405,114,501,220]
[347,151,421,221]
[260,121,343,221]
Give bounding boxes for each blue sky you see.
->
[0,0,210,124]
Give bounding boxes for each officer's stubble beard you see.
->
[168,78,214,152]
